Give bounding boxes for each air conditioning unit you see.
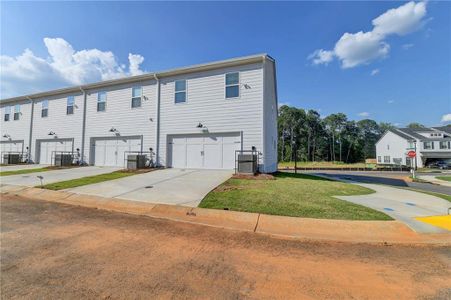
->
[54,154,73,166]
[3,153,20,165]
[127,154,147,170]
[237,154,258,174]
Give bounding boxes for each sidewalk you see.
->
[417,174,451,187]
[1,185,450,245]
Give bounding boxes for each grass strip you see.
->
[40,170,135,190]
[0,167,51,177]
[200,172,391,220]
[435,176,451,182]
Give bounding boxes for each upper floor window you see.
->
[67,96,75,115]
[225,72,239,99]
[4,106,11,122]
[97,92,107,112]
[423,141,434,150]
[174,80,186,103]
[408,141,415,149]
[41,100,49,118]
[439,141,449,149]
[13,104,20,120]
[131,87,142,108]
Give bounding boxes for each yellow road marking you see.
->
[415,215,451,231]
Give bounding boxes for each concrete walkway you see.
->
[67,168,233,207]
[418,174,451,187]
[333,182,450,233]
[0,166,120,187]
[0,164,48,172]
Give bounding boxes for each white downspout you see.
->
[80,87,88,164]
[154,74,161,166]
[26,96,34,163]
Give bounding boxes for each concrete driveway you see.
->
[0,164,47,172]
[0,166,120,187]
[333,182,450,233]
[67,168,233,207]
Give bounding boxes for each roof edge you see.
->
[1,53,270,104]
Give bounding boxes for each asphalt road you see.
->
[297,170,451,196]
[2,195,451,299]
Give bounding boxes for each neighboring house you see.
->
[0,54,278,173]
[375,126,451,168]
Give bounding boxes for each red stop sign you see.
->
[407,150,416,158]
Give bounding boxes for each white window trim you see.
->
[97,91,107,112]
[225,72,240,99]
[67,96,75,115]
[13,105,20,121]
[131,86,143,109]
[174,80,187,104]
[41,100,49,118]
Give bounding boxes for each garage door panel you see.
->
[186,144,203,168]
[93,137,141,167]
[204,144,222,169]
[168,133,240,170]
[39,140,73,165]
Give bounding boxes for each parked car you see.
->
[427,161,450,169]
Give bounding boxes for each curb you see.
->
[1,186,450,245]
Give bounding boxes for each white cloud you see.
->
[371,69,380,76]
[358,112,370,117]
[0,37,146,98]
[441,113,451,123]
[308,1,427,68]
[402,43,414,50]
[308,49,334,65]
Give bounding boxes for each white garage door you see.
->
[169,133,241,169]
[39,140,73,165]
[94,138,142,167]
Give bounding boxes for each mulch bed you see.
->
[231,173,275,180]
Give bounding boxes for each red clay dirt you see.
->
[1,194,451,299]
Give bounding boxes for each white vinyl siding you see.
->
[1,100,32,160]
[83,81,156,165]
[158,63,263,167]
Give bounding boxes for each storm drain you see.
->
[145,185,153,189]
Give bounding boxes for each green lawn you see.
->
[436,176,451,182]
[0,167,51,177]
[278,161,375,169]
[199,172,392,220]
[40,170,136,190]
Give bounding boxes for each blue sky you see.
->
[1,1,450,126]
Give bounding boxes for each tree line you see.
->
[277,105,424,163]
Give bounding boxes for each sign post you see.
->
[407,150,416,179]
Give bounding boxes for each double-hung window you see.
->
[13,104,20,120]
[383,156,390,163]
[67,96,75,115]
[423,141,434,150]
[439,141,448,150]
[131,87,142,108]
[97,92,107,112]
[41,100,49,118]
[174,80,186,103]
[377,156,381,163]
[225,72,240,99]
[4,106,10,122]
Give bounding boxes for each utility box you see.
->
[237,154,258,174]
[3,153,20,165]
[54,154,73,166]
[127,154,147,170]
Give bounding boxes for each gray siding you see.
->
[262,59,278,172]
